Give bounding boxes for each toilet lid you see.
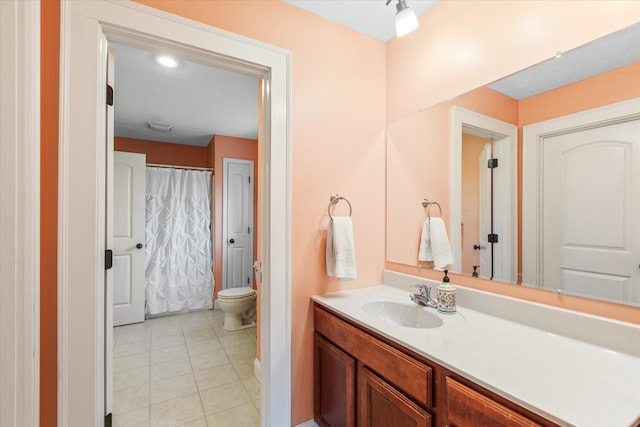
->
[218,286,256,299]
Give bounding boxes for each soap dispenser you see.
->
[437,270,456,314]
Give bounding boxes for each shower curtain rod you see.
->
[146,163,214,172]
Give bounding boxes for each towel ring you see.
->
[421,198,442,219]
[328,193,352,220]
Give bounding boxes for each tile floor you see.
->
[112,309,260,427]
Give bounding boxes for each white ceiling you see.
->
[112,3,639,147]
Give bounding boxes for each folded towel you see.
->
[326,216,357,281]
[418,217,453,270]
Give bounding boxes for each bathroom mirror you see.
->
[386,23,640,307]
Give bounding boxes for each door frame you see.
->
[222,158,255,290]
[451,107,518,283]
[522,97,640,288]
[0,1,40,425]
[58,1,292,425]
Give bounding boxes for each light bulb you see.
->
[395,3,419,37]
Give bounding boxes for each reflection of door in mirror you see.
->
[523,98,640,306]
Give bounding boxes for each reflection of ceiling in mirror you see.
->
[489,22,640,100]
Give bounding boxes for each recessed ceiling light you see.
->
[155,55,178,68]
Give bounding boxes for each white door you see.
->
[543,119,640,304]
[113,151,146,325]
[477,142,492,279]
[223,158,254,289]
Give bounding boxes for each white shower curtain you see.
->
[145,167,214,315]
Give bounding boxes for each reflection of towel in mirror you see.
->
[418,217,453,270]
[326,216,357,281]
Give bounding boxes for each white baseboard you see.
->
[294,420,319,427]
[253,357,261,382]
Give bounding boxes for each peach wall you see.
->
[461,133,485,275]
[115,136,210,168]
[387,0,640,123]
[386,86,518,265]
[519,62,640,126]
[211,135,259,299]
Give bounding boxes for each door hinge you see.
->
[248,226,251,234]
[105,249,113,270]
[487,158,498,168]
[106,85,114,106]
[488,234,499,243]
[248,176,251,184]
[247,277,250,285]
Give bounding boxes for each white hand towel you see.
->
[326,216,357,281]
[418,217,453,270]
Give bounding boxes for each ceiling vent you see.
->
[146,121,173,133]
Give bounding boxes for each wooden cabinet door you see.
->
[445,377,541,427]
[314,333,356,427]
[358,364,431,427]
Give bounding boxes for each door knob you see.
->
[229,239,235,244]
[136,243,143,249]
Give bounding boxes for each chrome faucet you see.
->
[410,284,437,308]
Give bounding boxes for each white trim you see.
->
[0,1,40,425]
[450,107,518,282]
[59,1,291,425]
[522,97,640,288]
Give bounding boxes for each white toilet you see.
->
[218,286,257,331]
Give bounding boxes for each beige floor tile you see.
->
[184,328,216,343]
[200,381,251,415]
[222,342,256,361]
[151,357,192,382]
[113,351,150,373]
[151,324,184,338]
[117,330,151,345]
[190,349,230,371]
[177,418,208,427]
[114,340,151,358]
[213,326,245,338]
[244,327,256,343]
[151,344,189,365]
[152,334,186,350]
[150,373,198,405]
[149,392,205,427]
[252,399,260,414]
[240,377,260,402]
[113,366,150,392]
[113,406,149,427]
[206,402,260,427]
[230,357,254,379]
[187,338,222,356]
[194,363,239,391]
[113,384,149,414]
[219,333,253,349]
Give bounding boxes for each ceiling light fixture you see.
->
[155,55,178,68]
[386,0,419,37]
[146,121,173,133]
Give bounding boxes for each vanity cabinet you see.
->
[314,304,557,427]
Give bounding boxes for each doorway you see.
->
[58,2,291,426]
[451,107,518,283]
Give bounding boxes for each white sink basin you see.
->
[362,298,444,329]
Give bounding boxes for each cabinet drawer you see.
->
[315,306,433,408]
[445,377,542,427]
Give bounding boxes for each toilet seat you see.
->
[218,286,256,300]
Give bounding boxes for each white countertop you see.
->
[312,281,640,427]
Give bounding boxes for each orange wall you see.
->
[211,135,259,298]
[40,1,59,425]
[115,136,210,168]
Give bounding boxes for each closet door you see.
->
[113,151,146,326]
